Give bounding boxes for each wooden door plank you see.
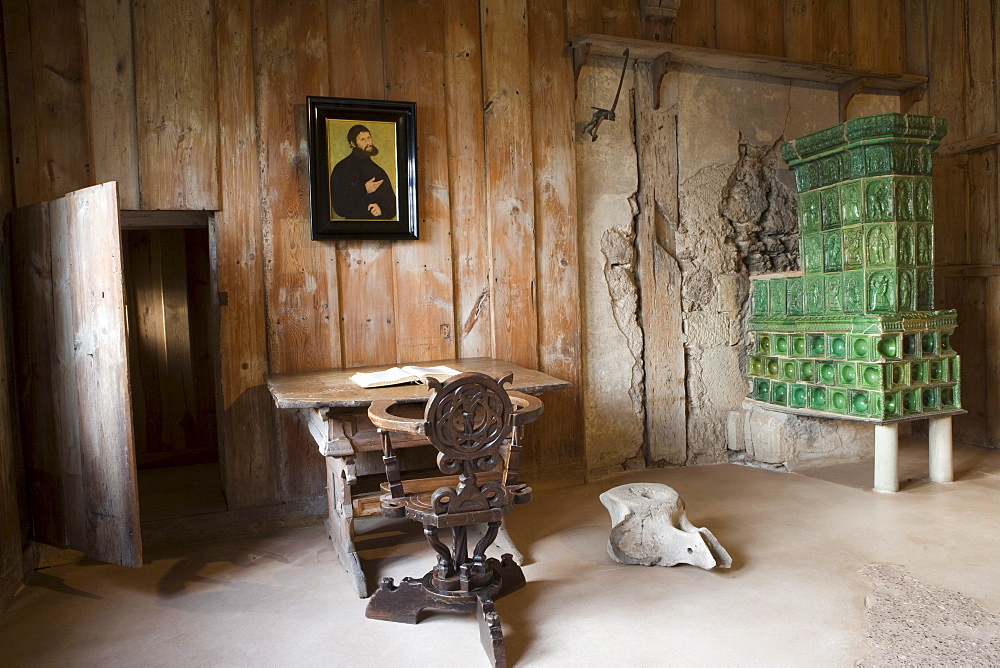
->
[528,0,584,477]
[384,0,457,362]
[328,0,397,369]
[255,0,335,502]
[28,0,92,200]
[64,182,141,567]
[445,0,491,359]
[214,0,278,508]
[84,0,140,209]
[481,0,539,369]
[850,0,906,74]
[133,0,219,210]
[48,196,87,549]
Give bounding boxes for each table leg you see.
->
[928,416,954,483]
[326,456,367,597]
[874,423,899,493]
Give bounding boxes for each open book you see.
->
[349,365,460,389]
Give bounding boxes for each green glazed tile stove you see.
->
[745,113,964,492]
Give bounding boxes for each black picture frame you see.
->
[307,96,418,240]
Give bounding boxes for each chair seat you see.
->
[379,478,531,528]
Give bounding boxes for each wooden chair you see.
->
[365,371,543,668]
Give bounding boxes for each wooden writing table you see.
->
[266,357,571,597]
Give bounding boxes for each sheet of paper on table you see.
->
[349,365,460,388]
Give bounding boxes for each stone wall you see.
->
[576,61,897,477]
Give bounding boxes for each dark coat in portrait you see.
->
[329,148,397,220]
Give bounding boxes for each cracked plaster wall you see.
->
[676,68,875,467]
[577,63,646,477]
[577,63,890,476]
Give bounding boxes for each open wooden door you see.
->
[8,182,141,567]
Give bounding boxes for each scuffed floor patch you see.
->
[858,563,1000,666]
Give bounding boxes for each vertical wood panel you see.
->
[965,0,998,266]
[446,0,491,359]
[481,0,539,369]
[255,0,334,501]
[31,0,91,200]
[0,12,28,605]
[715,0,754,53]
[715,0,783,56]
[987,276,1000,447]
[3,1,41,205]
[927,0,967,140]
[636,68,687,467]
[672,0,716,49]
[564,0,603,41]
[903,0,929,113]
[850,0,905,73]
[941,276,988,443]
[85,0,140,209]
[214,0,278,508]
[124,230,163,462]
[601,0,642,38]
[528,0,584,477]
[134,0,219,210]
[328,0,397,368]
[9,204,64,546]
[927,1,968,266]
[813,0,851,65]
[384,0,456,362]
[783,0,815,61]
[184,228,219,455]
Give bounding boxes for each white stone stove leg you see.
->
[874,423,899,493]
[928,416,954,483]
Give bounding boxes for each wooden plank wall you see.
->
[0,0,996,530]
[0,2,29,606]
[918,0,1000,446]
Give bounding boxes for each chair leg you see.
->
[478,598,507,668]
[365,576,429,624]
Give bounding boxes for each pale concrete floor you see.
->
[2,436,1000,667]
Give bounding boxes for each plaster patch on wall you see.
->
[720,133,799,274]
[600,217,645,421]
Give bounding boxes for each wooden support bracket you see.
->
[571,41,590,97]
[899,83,927,114]
[838,77,868,122]
[650,53,673,111]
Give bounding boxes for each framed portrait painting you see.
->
[307,96,418,240]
